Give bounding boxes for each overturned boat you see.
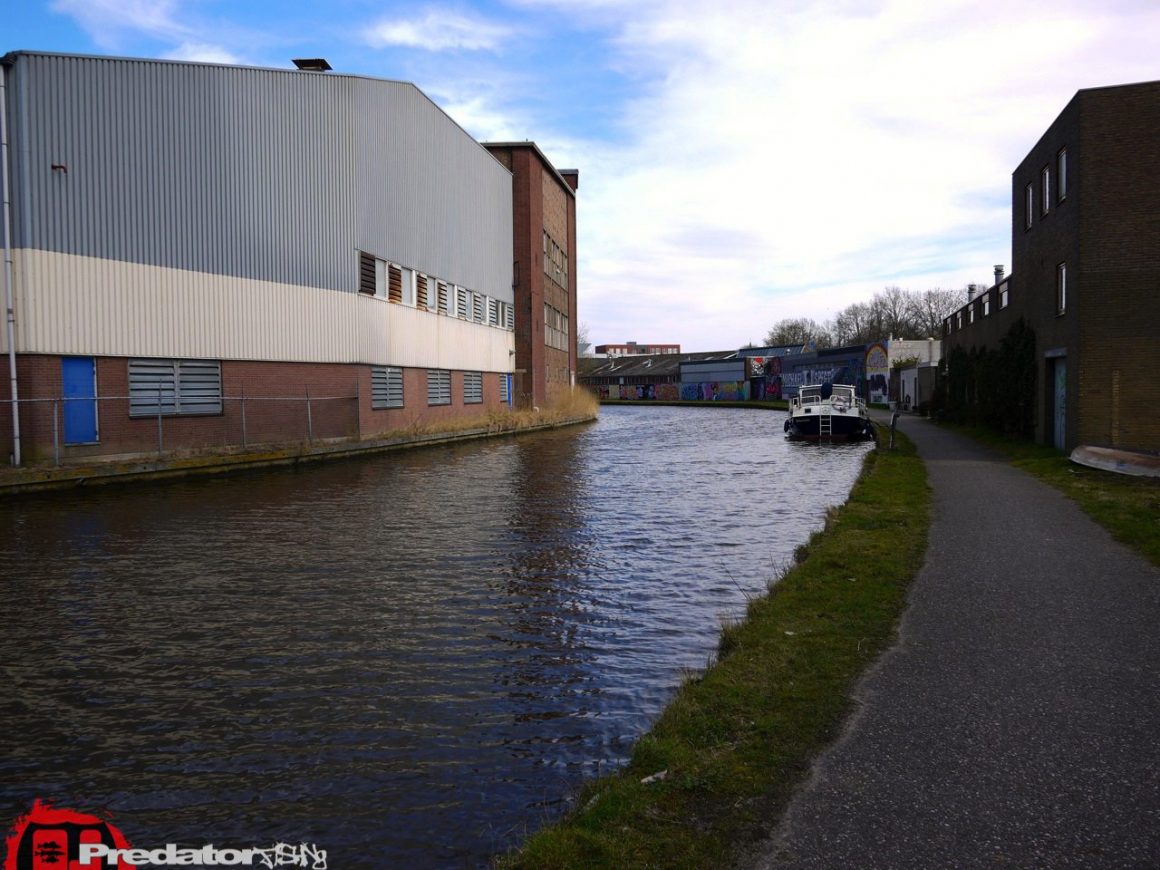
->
[784,383,875,441]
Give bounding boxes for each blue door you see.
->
[1053,359,1067,451]
[62,357,98,444]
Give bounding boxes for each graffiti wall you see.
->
[864,343,889,404]
[679,381,750,401]
[594,383,682,400]
[779,367,843,399]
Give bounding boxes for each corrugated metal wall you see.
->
[4,52,513,302]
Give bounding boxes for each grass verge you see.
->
[942,424,1160,568]
[499,428,930,868]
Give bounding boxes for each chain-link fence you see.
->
[1,389,360,466]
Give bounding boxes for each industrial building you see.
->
[1,51,519,464]
[484,142,578,409]
[944,80,1160,454]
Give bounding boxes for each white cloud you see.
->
[365,9,515,52]
[51,0,187,48]
[557,0,1160,349]
[50,0,247,65]
[162,42,242,65]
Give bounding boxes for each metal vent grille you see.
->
[129,358,222,416]
[372,366,404,409]
[427,369,451,405]
[388,264,402,303]
[464,371,483,404]
[359,252,376,295]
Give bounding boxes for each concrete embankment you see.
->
[0,415,596,495]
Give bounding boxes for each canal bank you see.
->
[0,404,597,495]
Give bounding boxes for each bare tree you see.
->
[831,301,878,346]
[874,285,913,339]
[763,317,833,348]
[577,322,592,356]
[910,288,961,338]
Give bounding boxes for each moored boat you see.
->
[784,383,875,441]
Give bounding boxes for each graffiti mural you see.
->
[865,342,889,404]
[680,381,749,401]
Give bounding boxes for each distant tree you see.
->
[910,288,962,338]
[763,317,833,348]
[874,285,913,339]
[830,302,879,346]
[577,322,592,356]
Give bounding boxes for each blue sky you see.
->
[8,0,1160,350]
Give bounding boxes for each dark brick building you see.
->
[484,143,578,409]
[945,80,1160,454]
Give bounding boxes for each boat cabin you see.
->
[791,383,861,412]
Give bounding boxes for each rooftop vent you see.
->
[292,58,332,72]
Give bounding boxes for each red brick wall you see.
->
[0,355,513,464]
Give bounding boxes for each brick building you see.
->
[484,143,578,409]
[944,80,1160,453]
[0,51,518,464]
[594,342,680,357]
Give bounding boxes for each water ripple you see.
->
[0,406,870,867]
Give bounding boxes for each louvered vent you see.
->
[388,265,402,303]
[359,252,376,295]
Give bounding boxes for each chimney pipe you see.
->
[994,264,1005,284]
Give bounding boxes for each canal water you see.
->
[0,406,872,867]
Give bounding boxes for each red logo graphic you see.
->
[4,801,132,870]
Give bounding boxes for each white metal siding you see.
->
[7,250,514,372]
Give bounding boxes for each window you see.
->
[372,366,404,409]
[472,292,485,323]
[1057,262,1067,314]
[427,369,451,405]
[400,267,415,306]
[129,358,221,416]
[499,374,510,405]
[968,302,975,324]
[543,231,568,288]
[1041,166,1051,215]
[956,310,963,330]
[464,371,483,404]
[1057,148,1068,201]
[1000,280,1009,309]
[544,304,570,350]
[504,302,515,330]
[983,291,991,317]
[487,297,500,327]
[437,281,449,315]
[455,286,470,320]
[1025,183,1034,229]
